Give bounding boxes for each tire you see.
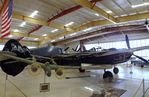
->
[113,67,119,74]
[103,71,113,82]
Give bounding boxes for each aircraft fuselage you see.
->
[52,49,133,66]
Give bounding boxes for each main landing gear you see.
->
[103,71,113,82]
[103,67,119,82]
[79,68,85,73]
[113,67,119,74]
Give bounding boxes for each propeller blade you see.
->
[64,47,69,51]
[145,19,148,25]
[89,47,96,51]
[82,45,86,52]
[133,54,149,63]
[72,45,78,52]
[125,35,130,49]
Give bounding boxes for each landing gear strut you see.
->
[79,68,85,73]
[113,67,119,74]
[103,71,113,82]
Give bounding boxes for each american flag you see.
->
[1,0,13,38]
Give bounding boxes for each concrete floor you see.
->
[0,64,149,97]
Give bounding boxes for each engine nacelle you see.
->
[1,39,31,76]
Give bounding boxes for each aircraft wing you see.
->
[0,51,17,61]
[130,45,149,52]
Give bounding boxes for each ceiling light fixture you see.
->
[83,28,92,32]
[20,22,26,27]
[51,29,58,33]
[70,33,77,36]
[42,34,47,36]
[13,29,19,32]
[30,10,39,18]
[34,38,39,40]
[8,35,13,38]
[64,22,74,27]
[84,87,94,91]
[132,2,149,8]
[94,13,99,16]
[59,37,64,40]
[106,10,112,14]
[51,40,55,42]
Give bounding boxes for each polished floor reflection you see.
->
[0,64,149,97]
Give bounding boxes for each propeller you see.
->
[125,34,149,63]
[125,35,130,49]
[41,62,65,78]
[72,45,79,52]
[72,45,87,52]
[28,62,42,76]
[28,56,42,76]
[81,45,86,52]
[55,68,66,79]
[64,47,69,51]
[133,54,149,63]
[145,19,149,31]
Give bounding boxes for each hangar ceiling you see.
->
[0,0,149,46]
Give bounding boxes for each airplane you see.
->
[0,39,81,78]
[31,35,149,80]
[0,35,149,81]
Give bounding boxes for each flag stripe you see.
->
[2,18,11,28]
[1,0,13,38]
[2,7,8,17]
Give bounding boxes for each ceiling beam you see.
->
[19,5,82,40]
[24,0,103,42]
[11,31,42,39]
[12,11,68,31]
[73,0,117,23]
[26,0,102,35]
[52,25,146,45]
[0,38,39,46]
[44,12,149,42]
[83,29,148,43]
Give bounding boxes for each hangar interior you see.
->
[1,0,149,97]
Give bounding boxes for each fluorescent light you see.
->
[59,37,64,40]
[84,87,94,91]
[42,34,47,36]
[94,13,99,16]
[132,2,149,8]
[20,22,26,27]
[34,38,39,40]
[30,10,39,18]
[120,14,127,17]
[106,10,112,13]
[13,29,19,32]
[64,22,74,27]
[8,35,13,38]
[70,33,77,36]
[83,28,92,32]
[51,40,55,42]
[51,29,58,33]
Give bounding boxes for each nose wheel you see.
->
[113,67,119,74]
[103,71,113,82]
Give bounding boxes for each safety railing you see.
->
[132,79,149,97]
